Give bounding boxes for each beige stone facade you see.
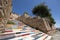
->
[10,13,19,20]
[0,0,12,33]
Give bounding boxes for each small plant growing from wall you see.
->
[7,21,15,24]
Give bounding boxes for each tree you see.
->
[32,3,56,24]
[23,12,29,15]
[23,12,29,17]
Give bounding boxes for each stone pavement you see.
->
[0,20,52,40]
[51,31,60,40]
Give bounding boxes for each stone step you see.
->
[47,30,57,35]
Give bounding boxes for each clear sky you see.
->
[12,0,60,28]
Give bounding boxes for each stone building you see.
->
[10,13,19,20]
[0,0,12,33]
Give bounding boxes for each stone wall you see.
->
[18,16,49,33]
[0,0,12,33]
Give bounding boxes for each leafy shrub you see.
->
[7,21,15,24]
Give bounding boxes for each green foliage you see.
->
[49,16,56,24]
[7,21,15,24]
[23,12,29,15]
[32,4,51,17]
[32,3,56,24]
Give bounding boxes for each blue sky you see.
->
[12,0,60,28]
